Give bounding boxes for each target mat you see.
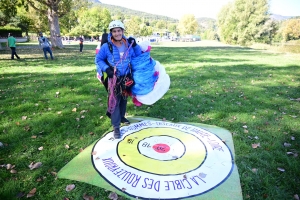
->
[58,117,242,199]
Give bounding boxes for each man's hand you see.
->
[128,37,137,47]
[105,67,114,78]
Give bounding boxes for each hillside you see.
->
[270,14,293,21]
[90,1,178,22]
[197,17,216,30]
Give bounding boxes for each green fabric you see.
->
[7,36,16,47]
[58,117,243,199]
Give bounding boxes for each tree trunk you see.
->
[47,9,64,48]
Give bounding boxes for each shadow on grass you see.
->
[0,45,299,199]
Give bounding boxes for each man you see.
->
[7,33,20,60]
[95,20,142,139]
[79,36,84,52]
[38,32,54,60]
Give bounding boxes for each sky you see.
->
[99,0,300,19]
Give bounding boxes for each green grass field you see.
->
[0,41,299,199]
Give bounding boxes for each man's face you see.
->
[111,28,123,41]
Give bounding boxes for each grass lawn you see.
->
[0,41,299,199]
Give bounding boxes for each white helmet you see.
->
[108,20,125,31]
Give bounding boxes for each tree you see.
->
[125,16,142,36]
[26,0,73,48]
[59,0,91,34]
[156,20,166,30]
[217,0,271,45]
[72,6,111,36]
[140,24,153,37]
[0,0,19,24]
[217,2,236,43]
[282,19,300,41]
[178,14,198,36]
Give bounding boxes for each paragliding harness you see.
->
[101,42,135,97]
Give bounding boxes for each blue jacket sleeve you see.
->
[95,44,110,74]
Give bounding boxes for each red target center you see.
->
[153,143,170,153]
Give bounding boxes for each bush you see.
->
[0,27,22,37]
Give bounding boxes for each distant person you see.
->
[100,29,108,46]
[7,33,20,60]
[38,32,54,60]
[79,36,84,52]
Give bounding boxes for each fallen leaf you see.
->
[79,148,84,152]
[10,169,17,173]
[16,122,20,126]
[162,118,166,121]
[56,91,60,95]
[83,193,94,200]
[294,153,298,158]
[291,136,295,140]
[72,108,77,112]
[38,146,43,151]
[277,167,285,172]
[242,125,248,129]
[29,162,42,170]
[36,178,42,182]
[95,157,100,160]
[122,188,126,191]
[57,111,62,114]
[51,171,57,176]
[22,116,27,120]
[6,163,12,169]
[31,135,37,139]
[26,188,36,198]
[251,168,258,173]
[89,132,94,135]
[81,115,85,119]
[244,129,249,133]
[108,192,118,200]
[100,116,103,119]
[92,151,97,155]
[80,110,87,114]
[284,142,291,147]
[252,143,260,148]
[66,184,75,192]
[65,144,69,149]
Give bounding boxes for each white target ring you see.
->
[92,121,234,199]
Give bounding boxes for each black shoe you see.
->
[114,128,121,139]
[121,117,130,125]
[17,57,20,59]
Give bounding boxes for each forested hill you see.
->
[91,1,178,22]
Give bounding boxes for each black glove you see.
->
[128,37,137,47]
[105,67,114,78]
